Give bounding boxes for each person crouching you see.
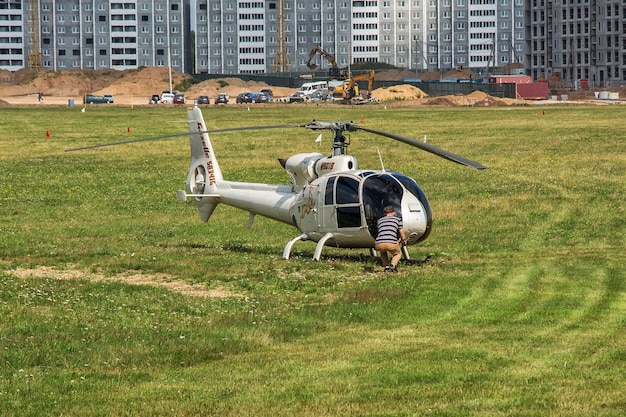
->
[375,205,406,273]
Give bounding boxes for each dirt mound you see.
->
[91,66,193,96]
[0,68,34,84]
[424,90,523,107]
[4,69,127,96]
[0,67,296,100]
[442,68,475,80]
[420,71,442,81]
[375,69,421,81]
[371,84,427,101]
[185,77,295,99]
[0,67,196,97]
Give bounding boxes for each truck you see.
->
[85,93,114,104]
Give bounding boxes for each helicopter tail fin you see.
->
[187,105,223,185]
[179,105,223,222]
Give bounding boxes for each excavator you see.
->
[332,70,376,104]
[306,45,348,78]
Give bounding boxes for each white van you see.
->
[298,81,329,96]
[160,92,175,103]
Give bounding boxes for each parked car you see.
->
[260,88,274,100]
[288,91,306,103]
[103,94,114,104]
[255,93,269,103]
[173,93,186,104]
[236,92,252,104]
[309,90,331,101]
[248,92,269,103]
[214,93,229,104]
[160,92,175,103]
[85,94,113,104]
[149,94,161,104]
[196,95,210,105]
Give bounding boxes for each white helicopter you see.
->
[67,104,486,261]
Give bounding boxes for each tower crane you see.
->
[272,0,290,73]
[27,0,42,71]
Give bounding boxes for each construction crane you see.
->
[272,0,290,73]
[306,45,348,78]
[28,0,42,71]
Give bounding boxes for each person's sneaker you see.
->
[384,266,391,273]
[389,265,398,273]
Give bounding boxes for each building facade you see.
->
[0,0,191,73]
[527,0,625,87]
[0,0,27,71]
[192,0,526,76]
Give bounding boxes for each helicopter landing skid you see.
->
[282,232,335,261]
[313,233,334,261]
[283,233,309,260]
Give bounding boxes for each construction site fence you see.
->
[193,72,517,99]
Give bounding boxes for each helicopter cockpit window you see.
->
[390,172,428,203]
[362,174,404,237]
[336,176,360,204]
[324,176,336,205]
[335,176,362,228]
[390,171,432,233]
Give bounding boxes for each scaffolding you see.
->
[28,0,42,71]
[272,0,289,73]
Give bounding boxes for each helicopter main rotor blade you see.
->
[65,124,299,152]
[352,125,487,170]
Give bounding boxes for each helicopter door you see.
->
[362,174,404,238]
[334,176,362,228]
[320,176,337,229]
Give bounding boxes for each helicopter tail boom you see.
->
[181,106,296,225]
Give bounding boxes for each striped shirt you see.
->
[375,215,403,244]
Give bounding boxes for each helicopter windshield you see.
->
[388,171,432,223]
[361,174,404,237]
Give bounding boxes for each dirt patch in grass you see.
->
[8,265,241,299]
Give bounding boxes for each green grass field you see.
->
[1,103,624,416]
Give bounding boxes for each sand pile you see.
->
[6,69,127,96]
[186,77,295,99]
[371,84,428,101]
[91,67,193,96]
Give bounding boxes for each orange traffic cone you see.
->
[127,126,131,133]
[46,130,50,137]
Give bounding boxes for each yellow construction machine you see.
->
[306,46,348,78]
[332,70,376,104]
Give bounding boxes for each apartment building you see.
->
[527,0,625,87]
[192,0,526,75]
[0,0,26,71]
[0,0,191,73]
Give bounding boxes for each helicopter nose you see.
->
[403,201,432,244]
